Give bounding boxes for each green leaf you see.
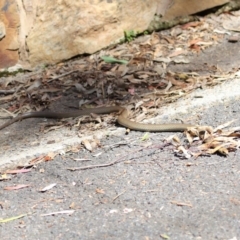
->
[160,233,170,239]
[141,133,149,141]
[124,30,139,42]
[0,214,27,223]
[101,56,128,64]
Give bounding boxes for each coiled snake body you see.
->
[0,106,194,132]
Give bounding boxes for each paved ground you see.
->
[0,95,239,239]
[1,12,240,240]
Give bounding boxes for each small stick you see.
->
[47,70,78,82]
[112,190,126,202]
[67,143,169,171]
[0,90,15,94]
[67,160,119,171]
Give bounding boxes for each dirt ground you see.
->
[0,10,240,240]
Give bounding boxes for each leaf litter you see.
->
[0,10,240,160]
[172,120,240,159]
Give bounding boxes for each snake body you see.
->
[0,106,194,132]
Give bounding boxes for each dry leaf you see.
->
[82,139,93,152]
[213,119,237,131]
[69,202,75,209]
[181,21,202,29]
[176,146,191,159]
[41,210,74,216]
[5,168,32,174]
[96,188,105,194]
[4,184,30,190]
[0,173,11,180]
[168,49,185,58]
[40,183,57,192]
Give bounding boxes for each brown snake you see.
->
[0,106,194,132]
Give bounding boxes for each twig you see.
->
[47,70,78,82]
[143,189,160,193]
[70,158,92,161]
[103,138,137,149]
[0,108,15,118]
[112,190,126,202]
[170,200,193,207]
[0,90,15,94]
[67,142,170,171]
[67,159,120,171]
[67,147,145,171]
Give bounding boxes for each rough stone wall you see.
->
[26,0,162,65]
[0,0,229,69]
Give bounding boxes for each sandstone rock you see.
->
[0,0,231,69]
[26,0,162,65]
[0,0,19,68]
[163,0,229,20]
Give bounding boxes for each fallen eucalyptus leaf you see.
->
[101,56,128,64]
